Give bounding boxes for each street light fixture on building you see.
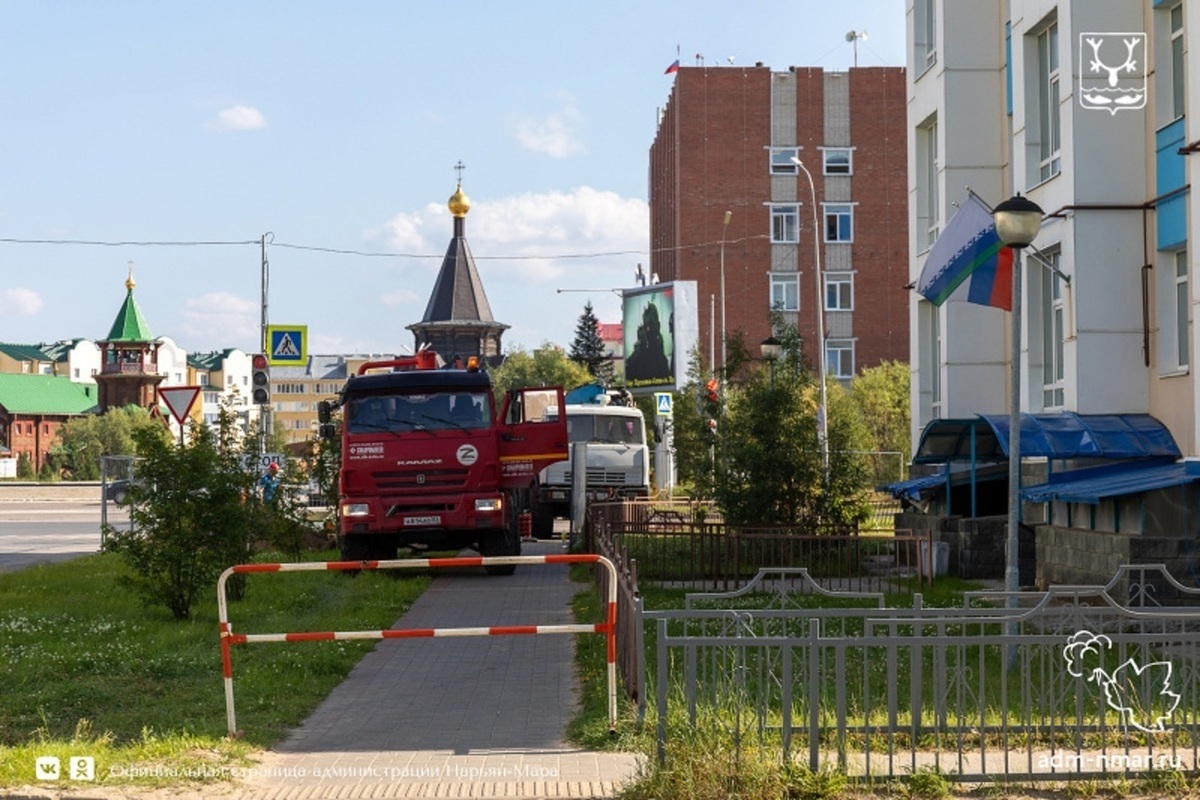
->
[992,193,1043,611]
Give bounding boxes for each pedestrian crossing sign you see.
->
[655,392,673,417]
[266,325,307,366]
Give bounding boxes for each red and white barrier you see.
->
[217,554,618,738]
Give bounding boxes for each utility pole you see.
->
[259,233,270,455]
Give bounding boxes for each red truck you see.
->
[318,351,567,575]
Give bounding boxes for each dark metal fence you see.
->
[588,500,932,705]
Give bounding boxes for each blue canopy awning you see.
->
[1021,460,1200,505]
[880,473,947,502]
[979,413,1180,460]
[915,412,1180,463]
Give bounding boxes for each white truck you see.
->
[531,390,650,537]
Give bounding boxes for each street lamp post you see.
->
[719,210,732,377]
[761,336,782,387]
[992,193,1044,617]
[791,157,829,477]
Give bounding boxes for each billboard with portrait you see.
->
[622,281,697,393]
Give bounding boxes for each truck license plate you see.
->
[403,515,441,526]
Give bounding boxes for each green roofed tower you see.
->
[95,269,163,412]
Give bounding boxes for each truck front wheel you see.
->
[480,527,519,576]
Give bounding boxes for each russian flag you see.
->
[664,59,680,75]
[916,192,1014,310]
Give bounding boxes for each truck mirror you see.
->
[317,400,331,424]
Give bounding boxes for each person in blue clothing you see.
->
[258,462,281,503]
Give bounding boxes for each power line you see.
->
[0,233,770,260]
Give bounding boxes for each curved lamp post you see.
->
[791,157,829,478]
[992,193,1044,611]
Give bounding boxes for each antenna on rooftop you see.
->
[846,30,867,67]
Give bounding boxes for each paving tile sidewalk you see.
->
[228,539,643,799]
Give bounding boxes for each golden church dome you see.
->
[448,184,471,218]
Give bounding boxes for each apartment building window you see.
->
[825,340,855,379]
[825,272,853,311]
[1041,251,1065,409]
[822,148,852,175]
[1176,251,1189,368]
[1157,249,1191,373]
[1035,18,1061,183]
[914,0,937,73]
[823,204,854,243]
[769,147,799,175]
[771,205,799,243]
[770,273,800,312]
[916,117,939,249]
[1170,3,1185,120]
[199,374,208,385]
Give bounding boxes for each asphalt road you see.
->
[0,500,119,572]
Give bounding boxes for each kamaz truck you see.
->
[318,351,567,574]
[531,385,650,537]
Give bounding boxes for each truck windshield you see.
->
[567,414,644,445]
[346,391,491,433]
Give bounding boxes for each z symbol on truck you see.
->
[457,444,479,466]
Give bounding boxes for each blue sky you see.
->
[0,1,904,358]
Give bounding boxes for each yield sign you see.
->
[159,386,202,425]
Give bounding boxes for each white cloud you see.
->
[0,287,43,316]
[180,292,259,346]
[0,288,44,316]
[215,105,268,131]
[511,94,584,158]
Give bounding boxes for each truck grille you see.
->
[564,469,632,486]
[372,467,470,493]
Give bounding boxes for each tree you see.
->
[48,405,170,480]
[849,360,911,484]
[102,407,318,619]
[488,344,591,401]
[568,301,614,385]
[708,315,873,529]
[667,347,719,498]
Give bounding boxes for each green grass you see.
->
[0,550,429,787]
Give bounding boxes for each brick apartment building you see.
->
[649,65,908,379]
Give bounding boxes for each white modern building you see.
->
[905,0,1197,586]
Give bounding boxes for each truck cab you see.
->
[532,392,650,537]
[324,353,567,573]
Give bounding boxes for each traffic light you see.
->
[706,418,718,435]
[252,353,271,405]
[705,378,719,404]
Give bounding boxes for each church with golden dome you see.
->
[406,173,509,363]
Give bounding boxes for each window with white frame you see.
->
[825,340,855,379]
[1156,248,1189,374]
[770,147,799,175]
[914,0,937,72]
[770,272,800,312]
[771,204,799,243]
[1170,3,1186,120]
[824,204,853,243]
[916,116,938,249]
[1040,250,1065,409]
[824,272,853,311]
[1036,18,1061,182]
[822,148,852,175]
[1176,250,1189,369]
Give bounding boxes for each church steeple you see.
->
[95,265,163,412]
[407,164,509,362]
